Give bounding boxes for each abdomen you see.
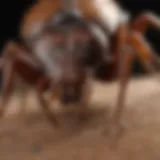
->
[20,0,100,41]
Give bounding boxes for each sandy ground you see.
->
[0,76,160,160]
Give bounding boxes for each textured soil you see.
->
[0,76,160,160]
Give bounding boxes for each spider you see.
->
[3,0,160,134]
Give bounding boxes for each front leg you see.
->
[18,83,31,118]
[0,59,14,117]
[36,78,58,127]
[2,40,43,70]
[75,78,92,121]
[112,46,134,125]
[0,40,44,117]
[107,45,134,147]
[79,79,91,109]
[108,25,129,124]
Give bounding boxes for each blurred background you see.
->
[0,0,159,79]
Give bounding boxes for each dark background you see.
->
[0,0,159,74]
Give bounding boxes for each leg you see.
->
[79,78,92,109]
[0,59,14,117]
[18,83,30,118]
[2,40,43,70]
[81,84,92,121]
[105,25,130,130]
[108,25,130,125]
[131,12,160,33]
[107,44,134,146]
[130,12,160,73]
[112,45,134,126]
[106,45,134,148]
[0,40,44,116]
[129,32,160,74]
[36,78,58,127]
[76,79,92,120]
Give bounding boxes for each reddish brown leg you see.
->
[130,12,160,71]
[2,40,42,69]
[108,45,134,142]
[131,12,160,33]
[76,78,92,121]
[80,83,91,108]
[78,78,92,111]
[129,32,160,74]
[0,40,43,117]
[0,59,14,117]
[107,25,130,128]
[105,45,134,148]
[114,47,134,122]
[36,78,58,127]
[18,85,30,118]
[3,41,59,126]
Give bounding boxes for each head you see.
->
[42,12,92,105]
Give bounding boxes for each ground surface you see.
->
[0,76,160,160]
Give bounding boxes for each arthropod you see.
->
[3,0,160,132]
[0,13,94,126]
